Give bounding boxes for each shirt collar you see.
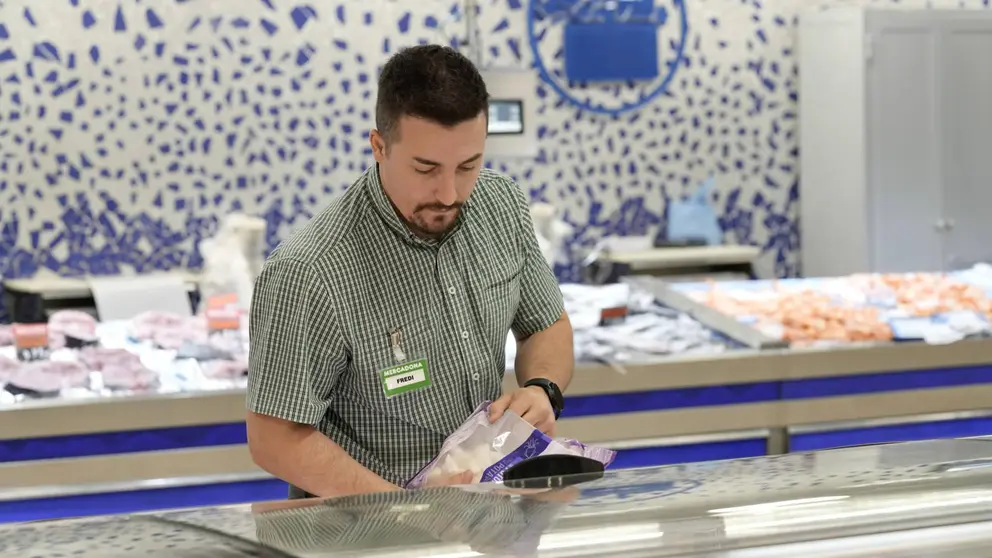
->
[364,164,470,247]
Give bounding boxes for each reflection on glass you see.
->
[251,486,578,556]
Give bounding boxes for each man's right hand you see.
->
[422,470,474,487]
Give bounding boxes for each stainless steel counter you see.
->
[6,439,992,557]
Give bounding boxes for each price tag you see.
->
[205,294,240,332]
[12,323,51,362]
[599,306,628,327]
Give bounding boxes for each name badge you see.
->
[380,359,432,398]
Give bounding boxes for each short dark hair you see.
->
[375,45,490,143]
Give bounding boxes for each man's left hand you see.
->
[489,386,555,435]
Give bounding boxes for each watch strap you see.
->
[524,378,564,419]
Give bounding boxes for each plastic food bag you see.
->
[407,402,616,488]
[667,175,723,246]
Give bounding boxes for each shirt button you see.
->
[472,373,480,381]
[461,331,469,339]
[448,286,456,295]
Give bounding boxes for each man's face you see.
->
[370,113,487,238]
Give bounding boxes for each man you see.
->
[245,44,574,499]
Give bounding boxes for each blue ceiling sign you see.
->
[527,0,688,117]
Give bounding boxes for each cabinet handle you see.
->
[946,219,956,230]
[935,219,948,232]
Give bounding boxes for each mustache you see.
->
[415,203,462,212]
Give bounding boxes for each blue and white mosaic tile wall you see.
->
[1,0,989,316]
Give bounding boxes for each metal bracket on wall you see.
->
[766,428,790,456]
[624,276,790,351]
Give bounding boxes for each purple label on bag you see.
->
[480,430,551,483]
[560,438,619,468]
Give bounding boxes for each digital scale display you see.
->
[488,99,524,135]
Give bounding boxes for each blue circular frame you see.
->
[526,0,689,117]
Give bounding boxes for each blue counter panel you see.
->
[0,422,248,463]
[610,438,768,470]
[790,416,992,452]
[781,364,992,400]
[0,478,289,525]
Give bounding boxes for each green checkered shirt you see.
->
[247,165,565,489]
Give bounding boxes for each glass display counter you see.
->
[6,439,992,557]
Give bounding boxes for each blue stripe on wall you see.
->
[780,364,992,400]
[789,416,992,452]
[0,478,289,525]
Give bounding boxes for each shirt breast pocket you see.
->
[482,269,522,338]
[349,317,438,415]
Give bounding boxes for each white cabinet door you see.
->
[939,18,992,271]
[866,13,944,273]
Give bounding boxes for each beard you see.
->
[406,203,463,238]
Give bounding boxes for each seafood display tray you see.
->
[659,269,992,346]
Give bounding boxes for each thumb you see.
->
[488,394,513,422]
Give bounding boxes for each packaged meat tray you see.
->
[3,360,90,398]
[672,266,992,346]
[48,310,100,349]
[79,347,160,391]
[0,310,251,407]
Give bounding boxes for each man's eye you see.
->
[415,168,434,175]
[458,166,475,172]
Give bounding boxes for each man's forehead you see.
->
[391,117,485,163]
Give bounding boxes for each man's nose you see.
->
[435,173,458,206]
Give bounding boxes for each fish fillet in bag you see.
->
[407,401,616,488]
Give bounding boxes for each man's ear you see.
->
[369,129,387,163]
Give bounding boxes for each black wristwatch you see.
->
[524,378,564,419]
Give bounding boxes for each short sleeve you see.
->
[509,187,566,339]
[247,257,346,425]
